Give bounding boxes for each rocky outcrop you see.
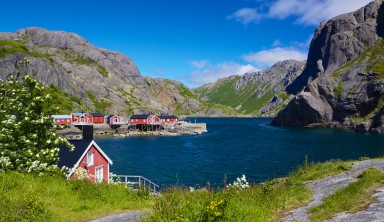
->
[0,27,213,115]
[194,60,305,115]
[287,0,383,94]
[272,0,384,131]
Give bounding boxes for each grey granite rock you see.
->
[0,27,207,115]
[272,0,384,130]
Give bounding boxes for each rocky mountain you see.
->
[194,60,305,116]
[0,27,226,116]
[272,0,384,133]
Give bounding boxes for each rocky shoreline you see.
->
[93,122,208,137]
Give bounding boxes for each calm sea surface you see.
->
[95,118,384,188]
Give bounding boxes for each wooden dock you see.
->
[109,175,160,195]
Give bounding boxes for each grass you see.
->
[0,172,153,222]
[3,158,381,222]
[97,66,109,78]
[0,39,52,60]
[143,183,311,222]
[144,159,353,222]
[45,84,82,113]
[333,80,343,99]
[194,77,277,115]
[309,167,384,221]
[287,158,352,184]
[86,91,113,114]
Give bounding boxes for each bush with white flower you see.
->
[227,175,250,190]
[0,70,74,175]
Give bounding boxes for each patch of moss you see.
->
[333,81,343,99]
[45,84,81,113]
[86,91,112,113]
[0,39,52,60]
[277,91,290,101]
[97,66,108,78]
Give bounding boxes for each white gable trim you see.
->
[67,140,113,179]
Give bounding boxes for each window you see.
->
[87,152,94,166]
[95,166,104,183]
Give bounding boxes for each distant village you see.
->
[54,113,207,139]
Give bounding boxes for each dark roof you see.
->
[89,113,104,117]
[58,140,92,168]
[130,114,150,119]
[106,115,119,120]
[158,115,178,119]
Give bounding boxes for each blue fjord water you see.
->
[95,118,384,188]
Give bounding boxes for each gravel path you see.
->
[283,159,384,222]
[90,211,146,222]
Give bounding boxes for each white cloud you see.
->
[188,61,259,87]
[187,60,209,69]
[229,0,372,26]
[272,39,283,47]
[242,47,307,68]
[227,8,261,25]
[267,0,372,25]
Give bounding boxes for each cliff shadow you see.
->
[377,1,384,37]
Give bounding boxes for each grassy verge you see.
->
[143,159,355,222]
[287,158,352,184]
[143,184,310,222]
[0,172,153,222]
[309,167,384,221]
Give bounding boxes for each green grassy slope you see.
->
[194,77,275,115]
[0,172,153,222]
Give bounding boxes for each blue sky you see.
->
[1,0,372,87]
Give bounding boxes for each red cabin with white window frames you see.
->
[158,115,179,123]
[71,113,92,124]
[129,114,161,125]
[88,113,105,124]
[58,140,113,183]
[52,115,72,125]
[106,115,123,125]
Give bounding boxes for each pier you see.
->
[109,175,160,195]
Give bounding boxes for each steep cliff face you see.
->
[272,0,384,132]
[194,60,305,116]
[0,27,218,115]
[287,0,383,94]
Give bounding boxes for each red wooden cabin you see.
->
[58,140,113,183]
[52,115,72,125]
[158,115,179,123]
[106,115,122,125]
[71,113,92,124]
[129,114,161,125]
[89,113,105,124]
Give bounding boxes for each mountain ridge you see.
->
[0,27,228,116]
[272,0,384,133]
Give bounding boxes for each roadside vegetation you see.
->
[143,159,355,222]
[0,172,153,222]
[309,167,384,221]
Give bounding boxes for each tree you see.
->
[0,71,74,174]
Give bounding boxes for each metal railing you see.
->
[109,175,159,195]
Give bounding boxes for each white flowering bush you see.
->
[0,72,74,175]
[227,175,250,190]
[73,167,93,180]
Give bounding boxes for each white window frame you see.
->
[87,152,94,166]
[95,166,104,183]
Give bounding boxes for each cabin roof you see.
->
[89,113,104,117]
[158,115,178,119]
[72,112,85,116]
[52,115,71,119]
[130,114,150,119]
[58,140,113,178]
